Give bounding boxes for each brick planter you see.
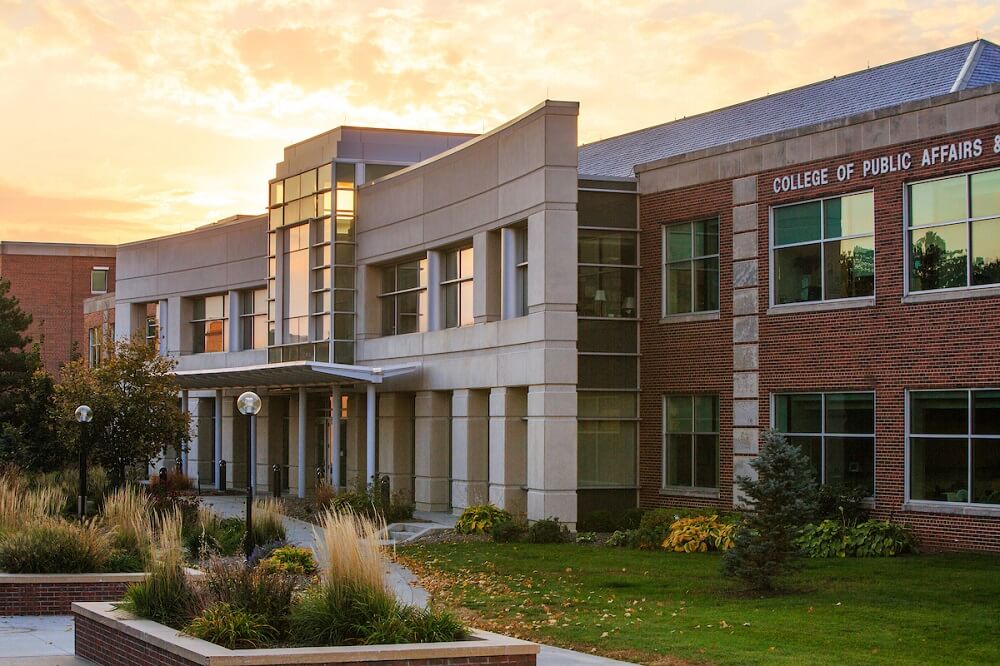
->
[0,573,147,615]
[74,602,539,666]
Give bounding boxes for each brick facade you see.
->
[640,120,1000,551]
[0,578,137,615]
[0,245,116,375]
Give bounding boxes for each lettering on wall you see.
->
[772,134,999,194]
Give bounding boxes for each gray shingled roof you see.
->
[579,40,1000,179]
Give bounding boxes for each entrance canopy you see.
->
[173,360,419,390]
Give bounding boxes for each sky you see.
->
[0,0,998,245]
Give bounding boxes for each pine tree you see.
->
[722,429,819,591]
[0,277,35,415]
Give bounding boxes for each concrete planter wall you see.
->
[0,572,148,615]
[74,602,538,666]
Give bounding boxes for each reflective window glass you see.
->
[910,176,967,226]
[774,201,821,245]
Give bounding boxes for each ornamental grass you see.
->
[313,508,386,593]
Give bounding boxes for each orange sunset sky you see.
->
[1,0,998,245]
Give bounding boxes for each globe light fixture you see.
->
[75,404,93,423]
[237,391,262,416]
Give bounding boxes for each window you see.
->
[379,258,428,336]
[772,192,874,305]
[283,224,310,344]
[909,390,1000,505]
[663,219,719,315]
[145,316,159,352]
[774,392,875,495]
[240,288,268,350]
[442,247,474,328]
[663,395,719,489]
[91,268,109,294]
[515,227,528,317]
[191,294,227,354]
[908,168,1000,292]
[87,327,101,367]
[364,163,405,183]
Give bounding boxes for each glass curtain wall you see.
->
[576,181,640,516]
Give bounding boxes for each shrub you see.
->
[105,548,145,573]
[455,504,511,535]
[662,515,737,553]
[848,520,918,557]
[620,507,645,530]
[259,545,317,576]
[606,530,629,547]
[640,507,720,532]
[148,482,201,526]
[0,518,111,573]
[816,484,870,524]
[330,478,414,524]
[489,519,526,543]
[526,517,567,544]
[199,558,297,633]
[185,603,277,649]
[289,581,467,647]
[184,512,245,558]
[798,519,918,558]
[623,527,667,550]
[575,531,596,543]
[723,430,819,591]
[247,539,288,568]
[314,480,336,509]
[149,470,193,493]
[252,498,287,546]
[577,508,645,532]
[120,508,196,627]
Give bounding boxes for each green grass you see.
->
[397,543,1000,665]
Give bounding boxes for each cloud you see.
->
[0,0,998,243]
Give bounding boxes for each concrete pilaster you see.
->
[731,176,760,506]
[451,389,490,512]
[526,384,577,526]
[346,389,367,487]
[473,231,500,323]
[378,392,415,499]
[413,391,451,511]
[489,386,527,515]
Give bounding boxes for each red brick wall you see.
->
[74,612,537,666]
[0,580,132,615]
[0,253,115,376]
[640,123,1000,551]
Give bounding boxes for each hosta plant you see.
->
[662,515,737,553]
[455,504,512,535]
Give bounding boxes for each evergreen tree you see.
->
[722,429,819,591]
[0,277,35,415]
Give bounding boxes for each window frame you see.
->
[661,218,720,317]
[90,267,109,294]
[905,388,1000,508]
[239,287,268,351]
[904,166,1000,296]
[661,393,720,493]
[514,226,529,318]
[771,390,877,497]
[190,294,228,354]
[87,326,102,367]
[378,257,428,336]
[441,245,474,329]
[769,189,876,307]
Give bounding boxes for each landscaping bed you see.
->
[74,601,537,666]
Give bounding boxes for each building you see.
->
[94,40,1000,550]
[0,242,116,374]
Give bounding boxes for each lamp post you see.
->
[74,405,93,519]
[236,391,262,560]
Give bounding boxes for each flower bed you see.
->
[74,601,538,666]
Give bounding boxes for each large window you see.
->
[91,267,109,294]
[240,288,268,350]
[774,392,875,495]
[442,247,474,328]
[283,223,310,344]
[145,316,159,352]
[514,226,528,317]
[663,219,719,315]
[379,258,428,336]
[578,228,638,318]
[191,294,227,354]
[772,192,875,305]
[908,168,1000,292]
[909,390,1000,505]
[663,395,719,490]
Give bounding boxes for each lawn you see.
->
[396,543,1000,665]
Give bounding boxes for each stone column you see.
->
[331,386,342,489]
[377,392,414,499]
[526,384,577,526]
[297,387,307,498]
[346,390,367,487]
[414,391,451,512]
[473,231,500,324]
[731,175,761,505]
[253,393,270,495]
[489,386,527,515]
[214,390,223,489]
[451,389,490,512]
[220,393,236,488]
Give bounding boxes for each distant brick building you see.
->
[0,242,116,375]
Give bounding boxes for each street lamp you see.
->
[236,391,262,560]
[74,405,93,519]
